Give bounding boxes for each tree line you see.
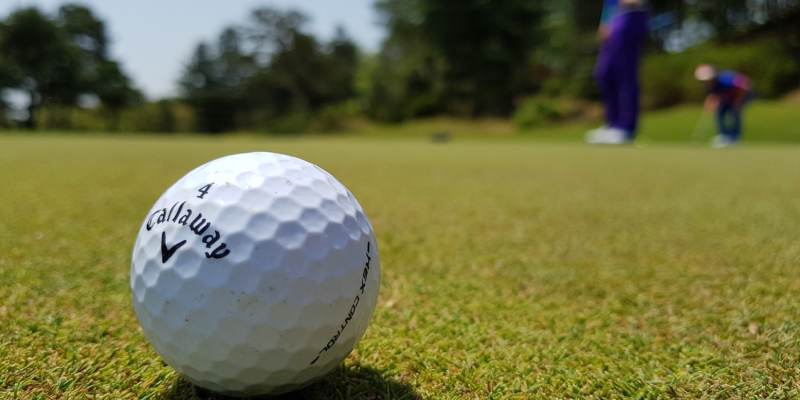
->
[0,5,139,130]
[1,1,798,133]
[179,9,359,133]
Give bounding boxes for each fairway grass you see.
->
[2,134,800,399]
[353,101,800,144]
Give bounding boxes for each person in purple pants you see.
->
[586,0,649,145]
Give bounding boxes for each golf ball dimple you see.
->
[130,152,380,397]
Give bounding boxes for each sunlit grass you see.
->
[349,100,800,144]
[2,133,800,399]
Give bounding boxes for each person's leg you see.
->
[610,10,648,138]
[594,43,619,129]
[716,102,732,137]
[717,103,730,135]
[729,106,743,141]
[716,101,745,146]
[729,94,755,141]
[712,102,740,148]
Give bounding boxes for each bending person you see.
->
[695,64,755,148]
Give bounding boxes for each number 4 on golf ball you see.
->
[130,152,380,397]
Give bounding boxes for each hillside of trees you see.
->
[1,1,798,133]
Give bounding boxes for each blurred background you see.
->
[0,0,798,135]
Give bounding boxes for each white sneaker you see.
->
[600,127,631,145]
[585,125,608,144]
[711,135,736,149]
[587,127,632,145]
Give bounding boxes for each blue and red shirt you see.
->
[710,71,753,103]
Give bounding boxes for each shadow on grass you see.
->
[160,363,420,400]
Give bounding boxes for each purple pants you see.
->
[594,10,648,137]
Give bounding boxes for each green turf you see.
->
[355,101,800,144]
[2,134,800,399]
[637,101,800,143]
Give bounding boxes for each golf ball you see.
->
[130,152,380,397]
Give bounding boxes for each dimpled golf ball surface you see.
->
[130,152,380,397]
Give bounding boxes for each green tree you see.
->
[58,4,108,61]
[645,0,799,48]
[242,8,361,131]
[370,0,544,119]
[368,0,445,121]
[246,8,329,112]
[0,7,81,129]
[58,4,140,130]
[178,7,364,133]
[181,41,237,133]
[0,62,14,121]
[326,27,359,102]
[0,5,138,130]
[95,61,141,130]
[422,0,545,116]
[156,99,176,133]
[180,27,254,133]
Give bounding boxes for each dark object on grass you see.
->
[432,131,451,143]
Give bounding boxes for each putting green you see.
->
[2,134,799,399]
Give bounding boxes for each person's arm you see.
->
[600,0,617,26]
[598,0,617,42]
[704,94,720,114]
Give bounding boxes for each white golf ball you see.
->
[130,152,380,397]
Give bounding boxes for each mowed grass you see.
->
[360,101,800,144]
[2,133,800,399]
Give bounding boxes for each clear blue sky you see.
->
[0,0,385,100]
